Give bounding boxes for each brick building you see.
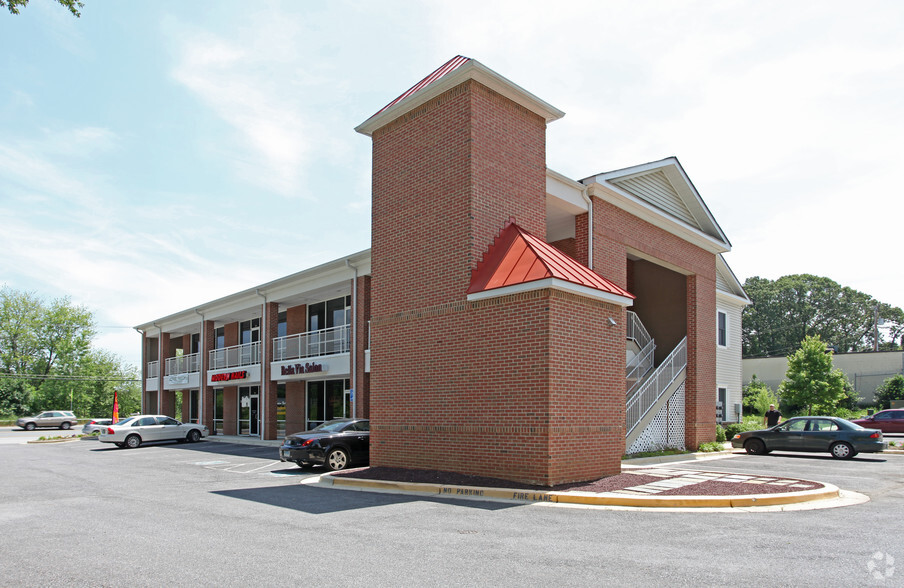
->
[135,57,748,486]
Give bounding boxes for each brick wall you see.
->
[368,77,628,485]
[590,198,717,448]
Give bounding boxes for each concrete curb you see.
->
[313,472,841,509]
[26,436,83,444]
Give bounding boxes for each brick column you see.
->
[685,272,717,448]
[202,320,215,432]
[263,301,279,439]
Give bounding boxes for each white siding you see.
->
[716,300,745,423]
[611,171,698,227]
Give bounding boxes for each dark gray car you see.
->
[731,416,886,459]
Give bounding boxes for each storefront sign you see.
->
[280,362,324,376]
[211,370,248,382]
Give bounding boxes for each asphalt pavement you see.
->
[1,433,902,586]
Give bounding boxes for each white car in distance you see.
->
[99,415,208,449]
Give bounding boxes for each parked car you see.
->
[731,416,887,459]
[279,418,369,471]
[98,415,208,449]
[16,411,79,431]
[82,418,113,435]
[850,410,904,434]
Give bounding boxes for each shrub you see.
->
[875,375,904,410]
[715,424,726,443]
[698,441,725,452]
[723,416,765,439]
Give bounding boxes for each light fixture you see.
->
[607,317,617,326]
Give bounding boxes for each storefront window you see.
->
[214,388,223,434]
[277,383,286,438]
[306,379,350,430]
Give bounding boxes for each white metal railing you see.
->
[147,360,159,379]
[272,325,350,362]
[626,337,687,438]
[626,311,652,350]
[165,352,200,376]
[209,341,261,370]
[625,339,656,397]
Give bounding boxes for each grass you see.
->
[623,447,690,460]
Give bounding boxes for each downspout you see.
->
[195,309,205,428]
[256,289,267,439]
[346,259,359,418]
[581,185,594,270]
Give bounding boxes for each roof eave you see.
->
[355,59,565,137]
[466,277,634,307]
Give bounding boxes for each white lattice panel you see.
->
[626,383,686,454]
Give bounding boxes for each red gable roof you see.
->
[468,222,634,300]
[369,55,472,119]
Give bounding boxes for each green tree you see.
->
[0,287,137,418]
[742,274,904,357]
[874,375,904,410]
[742,375,779,415]
[1,0,83,17]
[778,335,847,415]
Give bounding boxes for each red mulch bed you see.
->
[332,466,824,496]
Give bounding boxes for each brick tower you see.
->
[357,57,632,486]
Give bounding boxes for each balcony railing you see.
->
[165,352,200,376]
[147,360,159,379]
[209,341,261,370]
[272,325,350,362]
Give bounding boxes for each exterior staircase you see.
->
[624,311,689,451]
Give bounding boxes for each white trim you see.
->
[587,183,730,254]
[356,59,565,136]
[716,289,751,306]
[466,277,633,307]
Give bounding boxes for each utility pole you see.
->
[874,303,879,352]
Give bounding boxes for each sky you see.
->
[2,0,903,369]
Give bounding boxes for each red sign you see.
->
[211,371,248,382]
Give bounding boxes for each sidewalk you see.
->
[205,435,861,510]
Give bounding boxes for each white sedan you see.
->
[98,415,208,449]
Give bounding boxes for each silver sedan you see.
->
[98,415,208,449]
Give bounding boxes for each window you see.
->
[717,311,727,347]
[215,327,225,350]
[717,387,727,422]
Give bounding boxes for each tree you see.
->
[778,335,847,415]
[874,375,904,410]
[0,287,137,418]
[742,274,904,357]
[1,0,83,17]
[742,375,778,415]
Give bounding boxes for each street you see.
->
[0,432,902,587]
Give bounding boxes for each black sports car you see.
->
[279,418,369,471]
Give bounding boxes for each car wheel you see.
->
[187,429,201,443]
[744,438,768,455]
[326,448,349,471]
[60,422,71,430]
[830,441,854,459]
[125,434,142,449]
[24,422,36,431]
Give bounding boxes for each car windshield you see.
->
[113,417,136,426]
[834,418,864,431]
[312,420,353,433]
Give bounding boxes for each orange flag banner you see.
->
[112,390,119,422]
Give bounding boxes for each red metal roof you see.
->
[370,55,472,118]
[468,222,634,300]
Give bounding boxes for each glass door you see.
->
[189,389,199,424]
[239,386,260,436]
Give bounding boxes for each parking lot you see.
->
[1,430,902,586]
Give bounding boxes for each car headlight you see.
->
[732,434,741,440]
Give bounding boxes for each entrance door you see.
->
[239,386,260,436]
[189,389,199,424]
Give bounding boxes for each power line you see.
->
[0,373,139,383]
